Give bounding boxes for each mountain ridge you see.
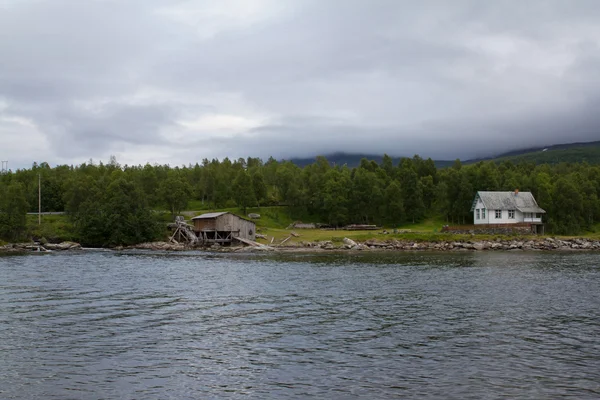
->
[288,140,600,168]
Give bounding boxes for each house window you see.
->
[482,208,486,219]
[476,209,480,219]
[508,210,515,219]
[495,210,502,219]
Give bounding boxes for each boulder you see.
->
[472,242,484,251]
[343,237,357,248]
[44,241,81,251]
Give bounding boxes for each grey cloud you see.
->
[1,0,600,169]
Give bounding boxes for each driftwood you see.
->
[235,237,275,251]
[290,231,300,237]
[280,236,292,245]
[270,237,274,244]
[256,233,267,239]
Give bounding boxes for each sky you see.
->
[1,0,600,169]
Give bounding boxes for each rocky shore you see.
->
[0,241,82,254]
[300,237,600,251]
[125,237,600,252]
[3,237,600,254]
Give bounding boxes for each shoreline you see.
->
[3,237,599,254]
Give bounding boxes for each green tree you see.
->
[159,171,192,219]
[0,182,29,241]
[550,177,584,234]
[384,180,404,225]
[233,170,256,214]
[322,169,351,226]
[252,172,267,207]
[68,177,161,247]
[399,168,425,223]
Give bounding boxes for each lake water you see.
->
[1,250,599,399]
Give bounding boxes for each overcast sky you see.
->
[1,0,600,169]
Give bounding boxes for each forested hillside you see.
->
[290,141,600,169]
[0,154,599,245]
[490,144,600,165]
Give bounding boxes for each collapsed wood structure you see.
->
[168,216,199,245]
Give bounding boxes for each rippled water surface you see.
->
[1,251,599,399]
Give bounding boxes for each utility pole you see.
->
[38,173,41,225]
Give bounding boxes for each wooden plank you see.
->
[235,237,275,250]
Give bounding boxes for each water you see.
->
[0,251,599,399]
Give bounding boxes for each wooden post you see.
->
[38,173,41,225]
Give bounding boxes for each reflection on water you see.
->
[1,251,599,399]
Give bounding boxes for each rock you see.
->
[44,241,81,251]
[343,237,357,248]
[472,243,484,251]
[130,242,186,251]
[364,239,387,247]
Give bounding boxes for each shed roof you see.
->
[192,212,228,220]
[471,191,546,213]
[191,211,255,223]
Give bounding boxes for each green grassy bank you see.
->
[21,207,600,246]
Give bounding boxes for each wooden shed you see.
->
[192,212,256,244]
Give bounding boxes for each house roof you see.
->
[192,212,228,220]
[471,191,546,213]
[191,211,255,223]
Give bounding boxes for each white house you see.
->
[471,191,546,225]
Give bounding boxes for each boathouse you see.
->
[192,212,256,244]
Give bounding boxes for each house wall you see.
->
[194,218,216,231]
[214,214,256,241]
[473,198,490,225]
[487,209,519,224]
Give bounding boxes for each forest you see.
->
[0,154,599,245]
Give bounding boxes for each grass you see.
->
[26,214,76,243]
[16,207,599,246]
[391,216,446,233]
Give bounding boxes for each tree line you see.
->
[0,154,599,244]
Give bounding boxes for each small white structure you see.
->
[471,190,546,225]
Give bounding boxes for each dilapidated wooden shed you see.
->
[192,212,256,244]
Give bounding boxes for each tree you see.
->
[351,168,383,224]
[103,178,161,246]
[399,168,425,223]
[159,171,192,219]
[252,172,267,207]
[322,169,351,227]
[384,180,404,225]
[233,170,256,214]
[0,182,29,241]
[550,177,584,234]
[68,177,161,247]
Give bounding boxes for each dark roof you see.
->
[471,191,546,213]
